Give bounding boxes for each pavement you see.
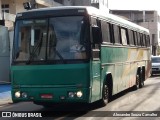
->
[0,84,12,107]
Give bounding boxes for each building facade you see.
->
[110,10,160,55]
[0,0,109,29]
[0,0,63,29]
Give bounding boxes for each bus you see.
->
[11,6,151,107]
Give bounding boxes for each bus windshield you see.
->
[14,16,88,63]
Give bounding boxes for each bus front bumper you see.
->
[12,86,90,104]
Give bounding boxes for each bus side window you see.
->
[109,24,114,43]
[91,17,102,45]
[101,21,111,43]
[143,34,147,47]
[146,35,150,47]
[120,27,128,45]
[91,17,97,26]
[137,33,141,47]
[148,35,151,47]
[140,33,144,47]
[96,19,101,29]
[128,29,135,46]
[113,25,121,44]
[134,31,138,46]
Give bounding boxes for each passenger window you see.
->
[121,28,128,45]
[101,21,111,43]
[143,34,146,47]
[91,17,97,26]
[128,30,135,46]
[134,31,138,46]
[140,34,145,47]
[113,25,121,44]
[137,33,141,46]
[146,35,150,47]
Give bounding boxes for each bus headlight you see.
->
[76,91,83,98]
[22,92,27,98]
[15,91,21,98]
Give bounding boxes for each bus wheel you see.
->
[139,70,144,88]
[100,83,109,106]
[139,80,144,88]
[134,74,140,90]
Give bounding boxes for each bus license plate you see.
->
[40,94,53,99]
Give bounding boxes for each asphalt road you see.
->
[0,75,160,120]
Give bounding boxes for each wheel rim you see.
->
[136,75,139,88]
[103,85,109,103]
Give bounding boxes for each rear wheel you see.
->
[133,74,140,90]
[140,80,144,88]
[99,83,109,106]
[139,70,144,88]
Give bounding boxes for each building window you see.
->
[1,4,9,13]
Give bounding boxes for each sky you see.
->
[108,0,160,11]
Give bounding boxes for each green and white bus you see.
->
[11,6,151,106]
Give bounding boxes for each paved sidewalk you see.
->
[0,84,12,106]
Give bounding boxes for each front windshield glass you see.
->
[14,16,88,63]
[152,57,160,63]
[15,19,48,62]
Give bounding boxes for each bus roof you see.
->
[86,7,149,34]
[16,6,149,34]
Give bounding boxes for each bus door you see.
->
[90,17,101,102]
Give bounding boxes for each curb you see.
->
[0,99,13,107]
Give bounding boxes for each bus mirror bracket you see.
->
[92,26,101,44]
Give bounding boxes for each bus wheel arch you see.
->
[100,73,113,106]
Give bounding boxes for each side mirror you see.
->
[92,26,102,44]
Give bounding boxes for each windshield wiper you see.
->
[55,49,65,62]
[26,34,43,64]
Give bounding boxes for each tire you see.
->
[133,74,140,90]
[139,70,144,88]
[99,83,109,106]
[139,80,144,88]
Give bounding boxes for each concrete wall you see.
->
[0,0,2,19]
[1,0,28,15]
[9,30,14,65]
[0,25,10,84]
[1,0,16,14]
[15,0,28,14]
[73,0,90,6]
